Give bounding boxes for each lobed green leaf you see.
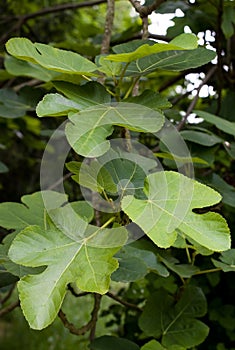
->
[8,223,127,329]
[122,171,230,251]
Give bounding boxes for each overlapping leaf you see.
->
[0,192,94,283]
[141,340,185,350]
[123,48,216,76]
[0,232,44,281]
[0,190,67,230]
[0,88,33,119]
[122,171,230,250]
[53,81,111,108]
[36,93,81,117]
[106,34,198,62]
[91,336,140,350]
[180,130,222,146]
[212,249,235,272]
[8,220,127,329]
[65,103,164,157]
[158,252,199,278]
[36,81,111,117]
[205,173,235,208]
[139,286,209,348]
[125,90,172,110]
[4,55,60,82]
[194,110,235,136]
[103,34,214,77]
[6,38,98,76]
[112,245,169,282]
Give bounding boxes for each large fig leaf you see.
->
[6,38,98,76]
[65,103,164,157]
[124,48,216,76]
[8,222,127,330]
[122,171,230,251]
[139,286,209,348]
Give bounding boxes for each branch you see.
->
[142,16,149,40]
[129,0,166,17]
[0,0,107,44]
[159,71,186,92]
[19,0,107,21]
[46,172,72,191]
[100,0,115,54]
[68,283,90,298]
[89,294,102,341]
[106,291,142,312]
[0,300,20,317]
[58,293,101,336]
[0,284,16,305]
[13,79,42,92]
[177,65,217,131]
[111,32,170,45]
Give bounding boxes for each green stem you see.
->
[194,268,222,275]
[102,190,116,211]
[185,245,192,264]
[101,216,116,229]
[124,76,140,99]
[118,62,130,91]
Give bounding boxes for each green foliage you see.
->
[1,1,235,349]
[91,335,140,350]
[139,286,209,348]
